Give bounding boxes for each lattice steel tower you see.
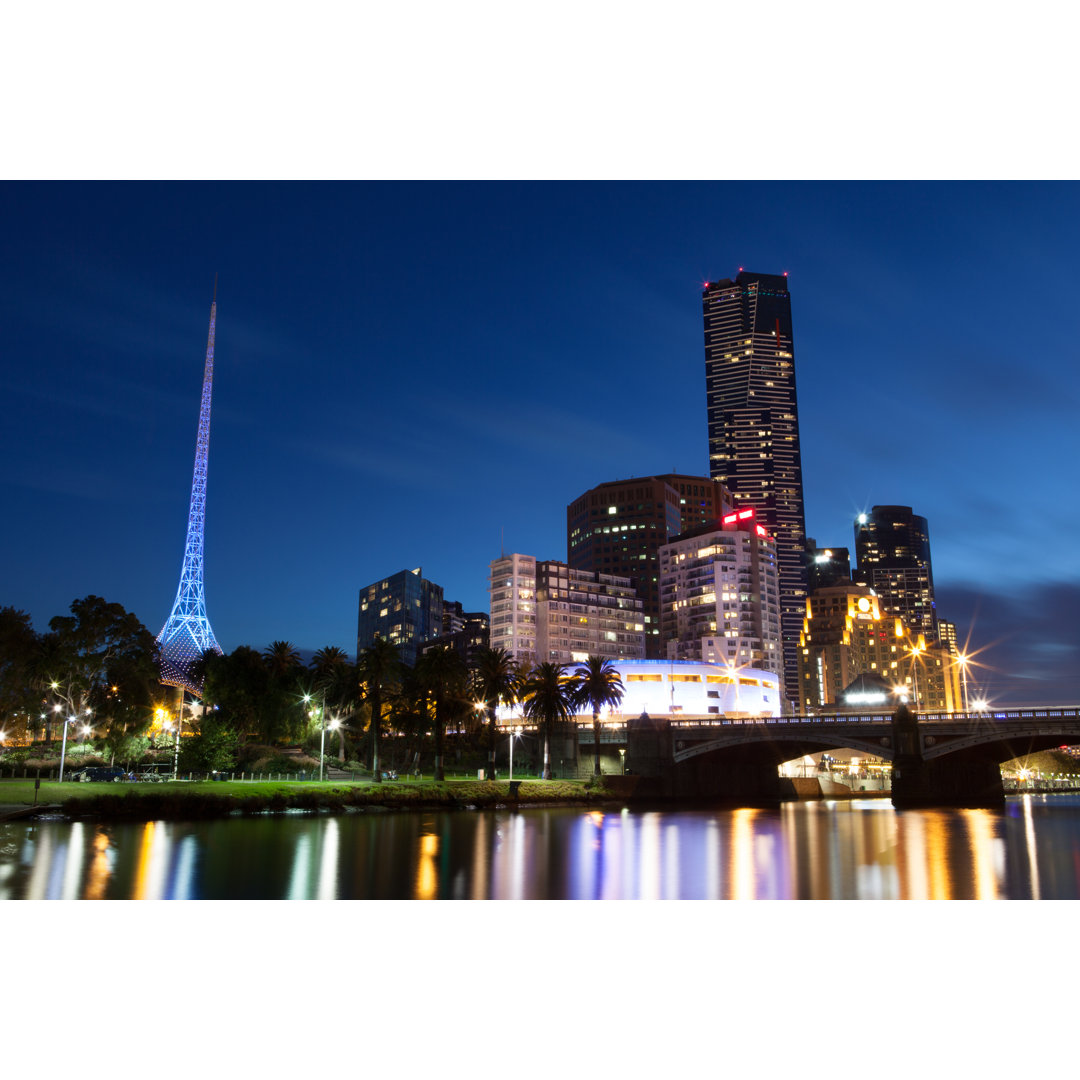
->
[157,283,224,692]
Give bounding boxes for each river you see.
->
[3,794,1079,899]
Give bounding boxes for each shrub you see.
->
[180,723,240,772]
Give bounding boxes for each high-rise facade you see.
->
[703,271,808,707]
[797,582,961,712]
[853,506,937,644]
[567,474,732,657]
[805,538,852,592]
[419,601,490,666]
[534,561,645,664]
[488,554,537,667]
[658,508,782,674]
[356,567,444,667]
[489,554,645,668]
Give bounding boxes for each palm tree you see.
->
[570,656,625,777]
[309,646,358,762]
[263,641,302,678]
[472,646,520,781]
[414,645,468,782]
[521,662,575,780]
[310,645,349,679]
[358,637,402,782]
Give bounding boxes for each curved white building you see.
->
[499,658,781,724]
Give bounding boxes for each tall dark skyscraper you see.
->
[703,271,807,707]
[853,505,937,644]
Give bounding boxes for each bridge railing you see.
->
[663,706,1080,729]
[570,707,1080,737]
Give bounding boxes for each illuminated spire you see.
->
[157,284,223,691]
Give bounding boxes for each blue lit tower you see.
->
[157,284,224,692]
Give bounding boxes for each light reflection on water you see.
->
[3,795,1080,899]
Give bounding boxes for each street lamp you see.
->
[58,712,87,783]
[955,652,971,712]
[172,703,184,780]
[508,725,522,780]
[319,716,340,782]
[907,641,925,708]
[306,692,341,782]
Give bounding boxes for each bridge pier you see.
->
[671,754,784,802]
[625,711,784,802]
[891,704,1004,808]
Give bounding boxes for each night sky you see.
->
[3,181,1078,703]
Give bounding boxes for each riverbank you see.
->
[0,776,617,822]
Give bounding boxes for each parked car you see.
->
[71,766,127,783]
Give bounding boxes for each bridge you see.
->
[618,705,1080,807]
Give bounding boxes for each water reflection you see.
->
[4,796,1080,899]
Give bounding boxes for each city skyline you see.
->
[2,182,1078,705]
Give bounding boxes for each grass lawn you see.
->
[0,775,606,819]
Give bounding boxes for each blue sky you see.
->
[2,181,1078,703]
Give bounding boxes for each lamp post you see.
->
[58,709,92,782]
[58,715,76,782]
[508,725,521,780]
[318,716,340,782]
[907,642,925,708]
[305,693,335,782]
[956,653,971,712]
[172,702,184,780]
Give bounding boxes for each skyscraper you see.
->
[703,271,808,707]
[357,567,444,666]
[853,505,937,643]
[805,538,852,592]
[157,286,224,693]
[658,508,782,674]
[534,561,645,664]
[488,553,537,667]
[567,474,732,657]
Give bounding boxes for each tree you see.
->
[259,641,307,743]
[472,646,520,781]
[521,662,575,780]
[308,646,359,762]
[263,640,302,679]
[414,645,468,782]
[358,637,402,781]
[0,607,41,740]
[43,596,159,753]
[202,646,283,742]
[179,718,240,773]
[186,647,220,691]
[570,656,625,777]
